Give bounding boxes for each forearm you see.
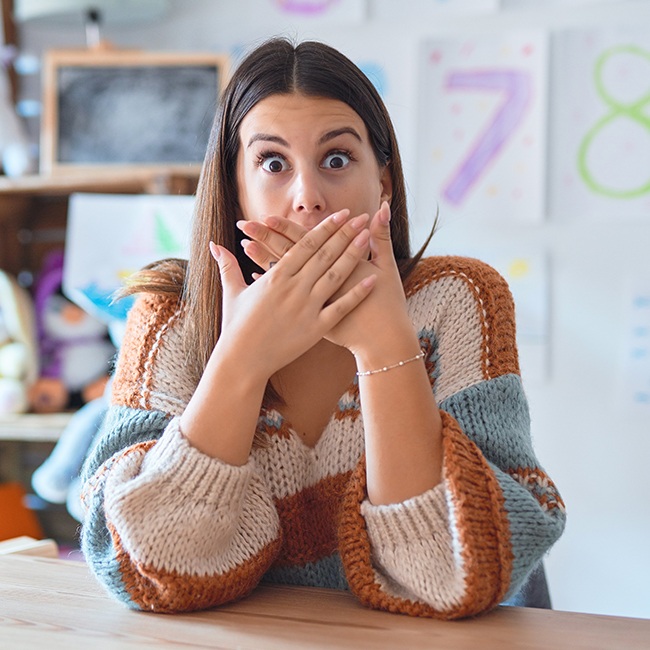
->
[180,340,269,465]
[355,326,443,506]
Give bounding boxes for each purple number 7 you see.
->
[442,70,531,205]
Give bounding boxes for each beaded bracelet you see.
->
[356,351,425,377]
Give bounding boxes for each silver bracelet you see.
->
[356,351,425,377]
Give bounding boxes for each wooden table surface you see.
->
[0,555,648,649]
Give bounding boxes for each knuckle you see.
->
[316,246,336,265]
[326,268,341,284]
[299,235,318,252]
[280,240,294,256]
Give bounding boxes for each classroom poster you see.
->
[619,276,650,411]
[373,0,499,20]
[63,194,194,325]
[211,0,366,26]
[550,29,650,218]
[417,32,548,227]
[465,249,550,384]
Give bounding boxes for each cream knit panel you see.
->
[407,275,487,403]
[254,409,364,500]
[103,418,280,576]
[360,482,466,610]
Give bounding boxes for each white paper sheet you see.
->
[550,29,650,219]
[417,32,548,224]
[63,193,194,325]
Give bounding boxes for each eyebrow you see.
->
[246,127,363,149]
[317,127,363,145]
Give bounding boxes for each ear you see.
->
[379,163,393,205]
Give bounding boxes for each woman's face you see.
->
[236,93,392,230]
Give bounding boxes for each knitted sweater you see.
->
[80,256,566,618]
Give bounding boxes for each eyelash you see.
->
[255,149,356,171]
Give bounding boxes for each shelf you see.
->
[0,413,73,442]
[0,169,200,197]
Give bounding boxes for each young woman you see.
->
[80,38,565,618]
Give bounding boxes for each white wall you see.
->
[15,0,650,618]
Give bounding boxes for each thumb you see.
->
[369,201,392,262]
[209,241,246,298]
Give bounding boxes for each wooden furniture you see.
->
[0,171,198,275]
[0,171,197,545]
[0,535,58,557]
[1,555,648,650]
[0,412,73,442]
[0,171,198,445]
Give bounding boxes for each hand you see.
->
[236,216,308,278]
[238,204,415,357]
[211,210,377,379]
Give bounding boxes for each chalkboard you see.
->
[40,50,228,174]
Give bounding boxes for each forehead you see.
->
[239,93,369,143]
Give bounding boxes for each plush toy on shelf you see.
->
[0,270,39,415]
[27,251,116,414]
[32,377,111,519]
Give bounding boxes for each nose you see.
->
[292,167,326,219]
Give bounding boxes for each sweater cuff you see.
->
[138,416,256,507]
[360,482,452,552]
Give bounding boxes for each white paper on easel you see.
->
[63,193,194,324]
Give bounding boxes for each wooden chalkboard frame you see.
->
[40,49,228,175]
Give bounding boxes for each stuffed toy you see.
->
[0,269,38,414]
[32,378,111,520]
[28,251,116,414]
[0,50,32,177]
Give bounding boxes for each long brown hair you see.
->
[126,37,433,401]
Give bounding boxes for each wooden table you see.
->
[0,556,648,650]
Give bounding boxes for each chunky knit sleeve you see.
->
[80,294,282,612]
[338,257,566,619]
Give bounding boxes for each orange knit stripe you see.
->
[339,411,512,620]
[439,411,513,614]
[108,521,282,613]
[507,467,566,514]
[273,471,352,567]
[112,294,181,411]
[404,257,520,380]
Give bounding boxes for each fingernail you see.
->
[235,220,246,231]
[361,274,377,289]
[350,213,370,230]
[353,229,370,248]
[379,202,391,226]
[209,241,220,260]
[331,209,350,224]
[240,239,251,249]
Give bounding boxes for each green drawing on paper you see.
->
[154,211,182,254]
[578,45,650,199]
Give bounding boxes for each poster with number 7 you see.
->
[417,33,548,224]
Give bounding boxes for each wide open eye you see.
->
[322,151,352,170]
[259,154,289,173]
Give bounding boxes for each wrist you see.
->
[352,327,422,375]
